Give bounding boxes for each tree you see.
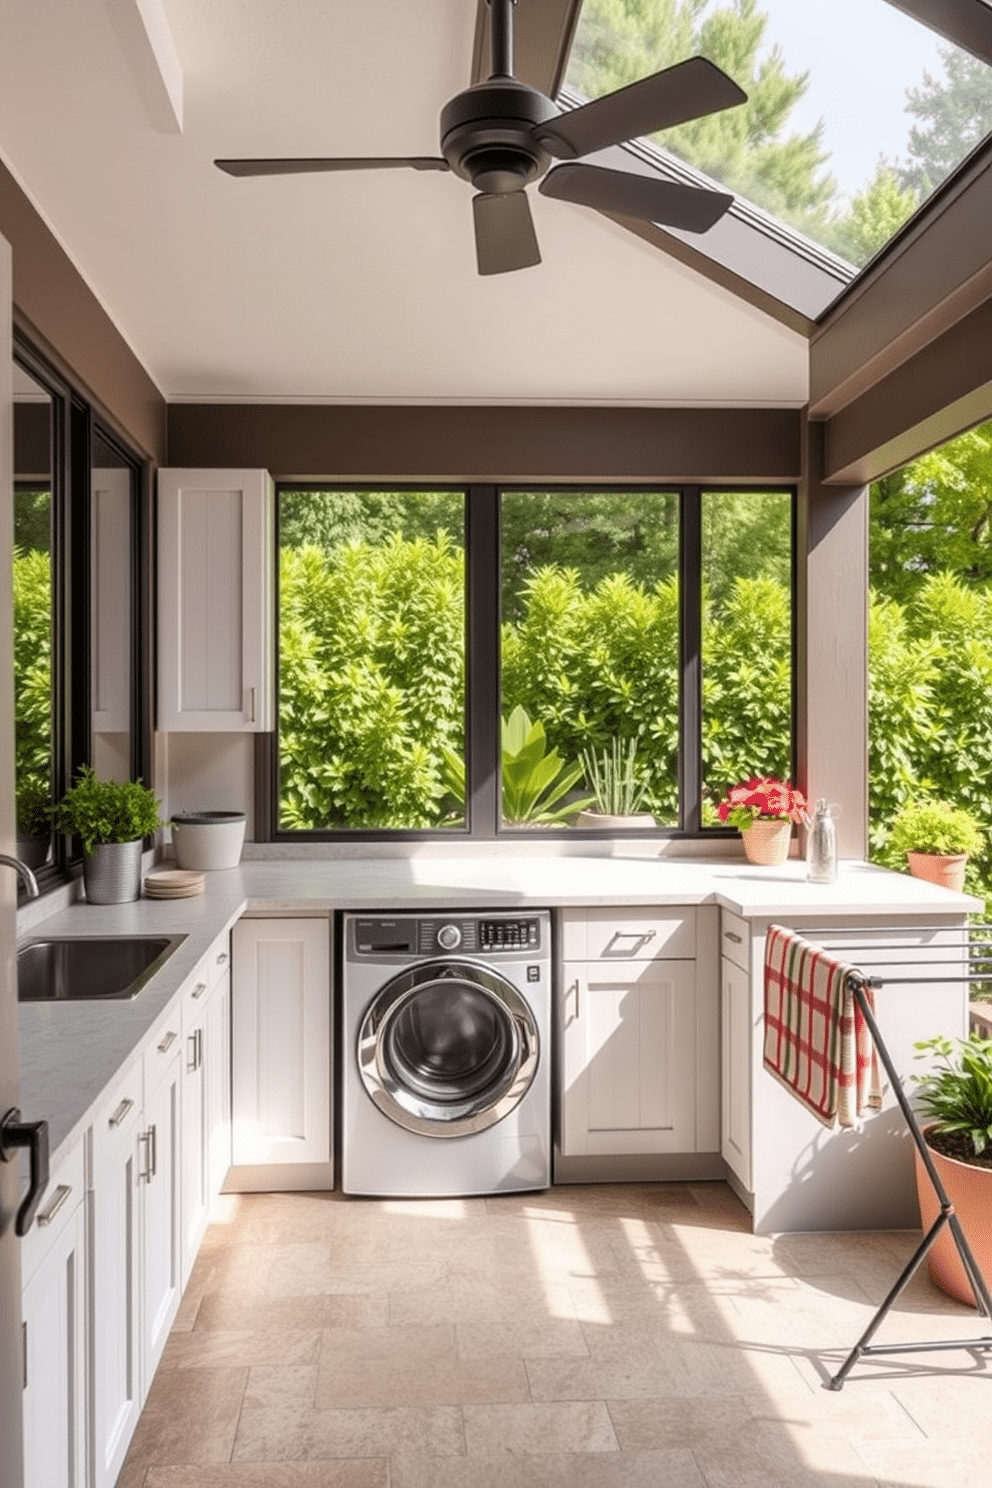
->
[870,422,992,602]
[900,46,992,199]
[831,161,919,266]
[568,0,837,233]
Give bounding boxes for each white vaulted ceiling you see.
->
[0,0,809,406]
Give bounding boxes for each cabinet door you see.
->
[22,1200,86,1488]
[157,468,274,731]
[721,956,752,1190]
[560,959,697,1156]
[90,1073,143,1488]
[231,919,330,1167]
[181,978,209,1285]
[141,1050,182,1389]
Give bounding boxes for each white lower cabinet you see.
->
[558,908,707,1157]
[230,917,331,1185]
[181,940,232,1283]
[21,1141,87,1488]
[719,909,753,1191]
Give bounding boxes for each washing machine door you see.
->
[357,960,540,1137]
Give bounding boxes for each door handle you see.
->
[0,1108,51,1237]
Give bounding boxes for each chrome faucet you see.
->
[0,854,40,900]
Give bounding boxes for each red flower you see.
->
[717,776,806,829]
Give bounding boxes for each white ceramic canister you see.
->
[170,810,246,870]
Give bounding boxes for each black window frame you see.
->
[265,480,797,843]
[12,331,152,894]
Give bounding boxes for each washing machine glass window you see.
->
[358,961,540,1138]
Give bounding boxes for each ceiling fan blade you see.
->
[215,157,449,177]
[472,191,541,276]
[540,162,733,234]
[535,57,747,160]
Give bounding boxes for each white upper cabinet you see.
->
[157,468,274,731]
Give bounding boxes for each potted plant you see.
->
[576,737,656,828]
[717,775,807,866]
[912,1032,992,1305]
[15,773,52,870]
[887,797,983,892]
[54,766,163,903]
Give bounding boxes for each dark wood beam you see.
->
[472,0,583,93]
[885,1,992,64]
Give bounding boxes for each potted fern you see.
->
[576,738,656,829]
[54,766,162,903]
[912,1033,992,1305]
[888,798,983,892]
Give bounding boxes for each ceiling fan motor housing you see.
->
[440,79,558,194]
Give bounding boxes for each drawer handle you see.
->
[724,931,744,945]
[109,1098,134,1128]
[157,1030,177,1053]
[191,981,208,1000]
[247,686,256,724]
[36,1183,72,1228]
[215,950,228,966]
[139,1125,158,1182]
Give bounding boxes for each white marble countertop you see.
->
[16,853,979,1173]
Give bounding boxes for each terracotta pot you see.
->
[741,819,791,866]
[906,851,968,893]
[574,811,657,830]
[914,1134,992,1307]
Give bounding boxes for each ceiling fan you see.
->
[215,0,747,276]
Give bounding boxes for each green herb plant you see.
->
[888,798,984,859]
[913,1033,992,1159]
[580,737,651,816]
[54,766,163,855]
[16,773,52,839]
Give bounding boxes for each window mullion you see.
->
[466,485,500,838]
[680,486,702,832]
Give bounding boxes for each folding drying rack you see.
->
[791,924,992,1389]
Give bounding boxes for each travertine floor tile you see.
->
[462,1400,620,1455]
[122,1366,248,1472]
[232,1402,466,1460]
[160,1328,322,1372]
[390,1449,706,1488]
[194,1291,387,1332]
[455,1313,590,1360]
[143,1464,388,1486]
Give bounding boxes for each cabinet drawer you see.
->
[577,907,695,962]
[19,1139,85,1288]
[720,910,750,971]
[144,1015,182,1095]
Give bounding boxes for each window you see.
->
[10,335,149,890]
[272,484,794,840]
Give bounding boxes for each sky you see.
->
[737,0,968,200]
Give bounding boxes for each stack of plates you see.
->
[143,869,206,899]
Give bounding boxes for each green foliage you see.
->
[278,534,465,829]
[887,798,983,861]
[16,773,51,840]
[913,1034,992,1159]
[580,737,651,817]
[12,546,52,794]
[701,576,792,800]
[900,47,992,200]
[501,707,594,825]
[54,767,162,854]
[833,163,919,266]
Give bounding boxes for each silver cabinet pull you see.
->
[247,686,257,723]
[157,1029,177,1053]
[149,1124,157,1179]
[109,1098,134,1128]
[215,950,228,966]
[36,1183,72,1227]
[187,1033,198,1073]
[139,1125,158,1182]
[191,981,208,1000]
[196,1028,204,1069]
[724,930,743,945]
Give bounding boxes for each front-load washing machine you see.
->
[341,910,551,1196]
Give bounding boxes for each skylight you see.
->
[564,0,992,271]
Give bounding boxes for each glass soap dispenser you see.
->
[807,799,837,883]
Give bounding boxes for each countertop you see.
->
[16,853,980,1173]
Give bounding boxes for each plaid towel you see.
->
[763,925,883,1129]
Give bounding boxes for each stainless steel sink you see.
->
[17,934,186,1002]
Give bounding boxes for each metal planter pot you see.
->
[83,839,143,904]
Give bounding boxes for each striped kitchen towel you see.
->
[763,925,883,1129]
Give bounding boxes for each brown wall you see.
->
[0,161,166,463]
[166,403,802,484]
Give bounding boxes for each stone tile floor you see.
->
[120,1182,991,1487]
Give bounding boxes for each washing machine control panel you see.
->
[413,916,542,956]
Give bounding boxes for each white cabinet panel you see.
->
[231,918,330,1170]
[721,955,752,1190]
[561,959,697,1156]
[157,468,274,731]
[21,1162,86,1488]
[140,1046,181,1386]
[181,939,232,1284]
